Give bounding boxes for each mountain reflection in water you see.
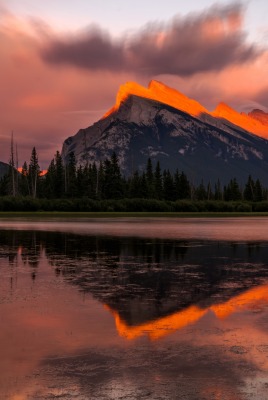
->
[1,229,268,331]
[1,224,268,399]
[107,283,268,340]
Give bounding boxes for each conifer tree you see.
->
[163,169,175,201]
[224,178,242,201]
[154,161,163,199]
[181,172,191,199]
[244,175,255,201]
[102,153,123,199]
[0,174,9,196]
[195,181,207,200]
[45,158,56,198]
[82,164,91,197]
[9,132,17,196]
[140,172,149,198]
[176,171,191,199]
[96,161,105,199]
[254,179,263,202]
[76,165,85,197]
[111,152,123,198]
[19,161,30,196]
[28,147,40,198]
[146,158,155,198]
[214,179,223,200]
[87,164,95,198]
[91,162,98,198]
[129,170,141,198]
[66,151,77,197]
[54,151,64,198]
[207,182,213,200]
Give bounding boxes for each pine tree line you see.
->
[1,148,268,204]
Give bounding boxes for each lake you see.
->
[1,217,268,399]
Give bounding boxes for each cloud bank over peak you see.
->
[0,2,267,166]
[40,3,261,76]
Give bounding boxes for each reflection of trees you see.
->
[0,230,42,270]
[20,231,41,271]
[247,242,260,258]
[32,235,268,324]
[1,229,268,325]
[0,231,20,265]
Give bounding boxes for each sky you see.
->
[0,0,268,168]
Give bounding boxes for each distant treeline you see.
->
[1,148,268,211]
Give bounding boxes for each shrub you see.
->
[235,203,252,212]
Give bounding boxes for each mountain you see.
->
[0,161,9,179]
[248,109,268,126]
[212,103,268,137]
[62,81,268,185]
[41,231,268,336]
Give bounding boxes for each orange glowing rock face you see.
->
[248,109,268,126]
[148,80,208,117]
[106,283,268,341]
[102,80,268,139]
[102,80,207,119]
[212,103,268,138]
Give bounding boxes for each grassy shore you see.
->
[1,211,268,218]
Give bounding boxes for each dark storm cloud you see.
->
[41,27,124,70]
[40,3,261,76]
[127,3,258,75]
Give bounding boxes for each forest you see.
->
[0,147,268,212]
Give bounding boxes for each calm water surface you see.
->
[1,217,268,399]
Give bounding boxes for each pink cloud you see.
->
[41,3,259,76]
[0,4,267,168]
[0,11,137,167]
[157,50,268,112]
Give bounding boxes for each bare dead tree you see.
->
[10,131,16,196]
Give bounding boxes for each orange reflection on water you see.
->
[107,283,268,341]
[211,284,268,319]
[105,304,207,340]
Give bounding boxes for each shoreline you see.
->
[1,211,268,218]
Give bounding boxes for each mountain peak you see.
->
[102,81,149,119]
[214,102,235,115]
[212,102,268,136]
[248,108,268,125]
[148,79,165,90]
[148,79,186,98]
[102,80,208,120]
[250,109,266,115]
[101,80,268,137]
[62,79,268,186]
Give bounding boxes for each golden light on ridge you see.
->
[102,80,268,138]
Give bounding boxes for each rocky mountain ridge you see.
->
[62,81,268,185]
